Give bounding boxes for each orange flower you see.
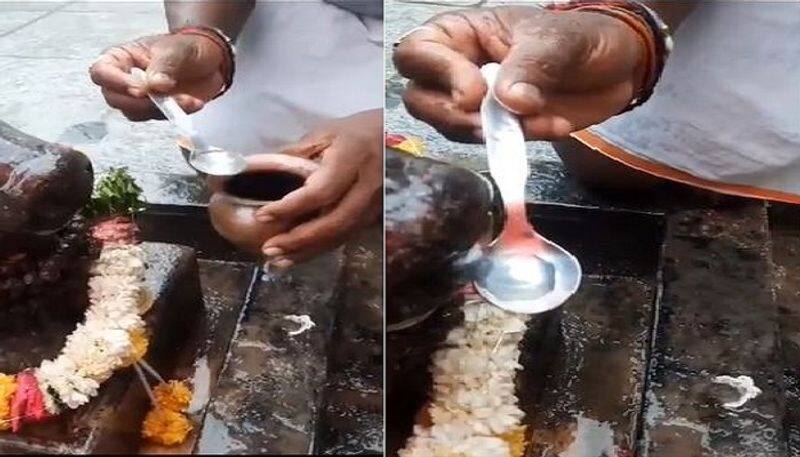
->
[141,407,192,446]
[153,381,192,412]
[0,374,17,432]
[500,426,527,457]
[385,133,426,157]
[141,380,193,446]
[121,329,149,367]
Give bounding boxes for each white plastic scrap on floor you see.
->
[712,375,762,409]
[284,314,316,336]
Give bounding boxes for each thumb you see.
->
[145,35,196,93]
[494,39,567,116]
[278,133,333,161]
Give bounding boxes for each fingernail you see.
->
[255,213,274,222]
[271,258,294,269]
[263,247,284,257]
[150,72,173,86]
[508,82,539,99]
[451,88,465,106]
[552,117,574,137]
[128,87,144,97]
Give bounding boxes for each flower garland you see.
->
[0,170,193,445]
[400,289,530,457]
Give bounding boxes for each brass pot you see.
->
[178,137,319,256]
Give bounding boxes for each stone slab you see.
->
[137,204,253,262]
[769,203,800,454]
[138,259,257,454]
[0,5,189,180]
[0,9,165,59]
[642,203,786,457]
[0,242,203,454]
[315,323,383,455]
[0,12,47,36]
[196,251,343,454]
[315,227,384,455]
[519,276,655,457]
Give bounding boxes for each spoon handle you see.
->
[479,63,529,207]
[129,68,211,152]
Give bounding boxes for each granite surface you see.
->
[0,3,384,453]
[0,243,202,454]
[385,2,800,457]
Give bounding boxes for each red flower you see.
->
[10,370,48,432]
[385,133,408,147]
[91,216,140,246]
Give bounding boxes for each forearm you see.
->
[643,1,696,30]
[164,0,256,41]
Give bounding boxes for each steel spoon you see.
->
[129,68,247,176]
[473,63,582,314]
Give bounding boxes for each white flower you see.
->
[88,275,144,306]
[401,423,511,457]
[34,242,151,414]
[62,322,133,381]
[400,294,531,457]
[36,356,100,410]
[91,245,146,278]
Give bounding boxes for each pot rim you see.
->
[211,191,273,207]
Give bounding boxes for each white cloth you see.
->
[192,1,383,156]
[590,3,800,196]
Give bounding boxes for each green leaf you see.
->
[82,167,146,219]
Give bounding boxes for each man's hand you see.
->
[393,6,646,142]
[255,109,383,268]
[89,33,225,121]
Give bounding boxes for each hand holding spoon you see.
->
[129,68,246,176]
[473,63,582,314]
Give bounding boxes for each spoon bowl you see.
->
[129,68,247,176]
[188,146,248,176]
[474,229,581,314]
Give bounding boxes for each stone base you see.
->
[0,243,203,454]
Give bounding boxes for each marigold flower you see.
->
[0,374,17,431]
[141,407,193,446]
[500,427,527,457]
[121,329,149,367]
[153,380,192,412]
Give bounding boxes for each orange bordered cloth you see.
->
[573,3,800,205]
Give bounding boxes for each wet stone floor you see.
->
[143,224,384,455]
[385,2,800,456]
[0,3,382,453]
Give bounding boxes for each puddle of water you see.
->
[187,356,211,415]
[196,412,247,454]
[558,415,617,457]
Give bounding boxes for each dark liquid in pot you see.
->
[225,171,305,201]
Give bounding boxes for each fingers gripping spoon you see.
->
[474,63,582,314]
[129,68,247,176]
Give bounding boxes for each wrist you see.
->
[545,1,672,113]
[174,26,236,99]
[587,11,650,98]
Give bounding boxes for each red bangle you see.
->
[174,26,235,100]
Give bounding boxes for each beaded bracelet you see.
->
[174,26,236,100]
[545,1,674,113]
